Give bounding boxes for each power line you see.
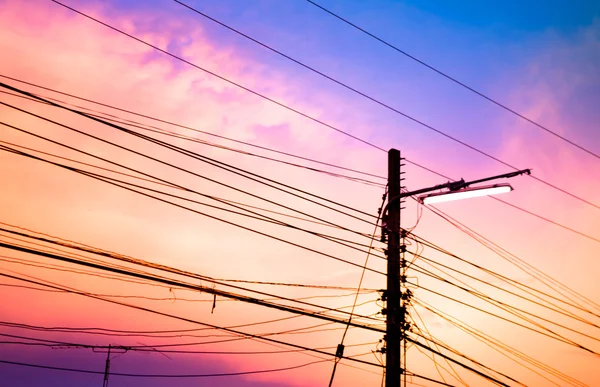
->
[0,338,376,356]
[0,240,383,329]
[47,0,386,153]
[304,0,600,162]
[407,231,600,318]
[0,138,379,240]
[410,304,467,386]
[0,89,385,188]
[0,75,385,180]
[172,0,599,211]
[408,333,520,387]
[0,234,385,327]
[414,300,589,387]
[0,96,381,235]
[406,336,511,387]
[0,122,387,276]
[0,308,382,378]
[0,358,329,378]
[0,142,385,257]
[424,205,600,311]
[0,321,360,344]
[0,238,378,332]
[328,189,387,386]
[0,281,374,304]
[407,250,600,329]
[0,220,381,292]
[0,271,386,371]
[410,263,600,346]
[2,77,596,244]
[408,281,600,355]
[486,197,600,244]
[0,138,377,233]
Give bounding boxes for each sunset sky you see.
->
[1,0,599,386]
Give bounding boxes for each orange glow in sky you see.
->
[1,1,599,386]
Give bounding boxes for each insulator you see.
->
[381,291,388,301]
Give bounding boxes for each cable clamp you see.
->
[335,344,345,358]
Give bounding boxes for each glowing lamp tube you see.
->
[419,184,513,205]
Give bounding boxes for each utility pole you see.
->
[385,148,402,387]
[103,345,111,387]
[379,153,529,386]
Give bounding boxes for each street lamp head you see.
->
[418,183,513,205]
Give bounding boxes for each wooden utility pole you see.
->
[386,148,401,387]
[103,345,111,387]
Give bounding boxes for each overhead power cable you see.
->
[0,75,385,180]
[0,268,455,387]
[0,251,381,335]
[0,119,387,273]
[409,304,468,386]
[1,77,595,244]
[0,138,377,236]
[424,205,600,310]
[0,89,384,188]
[172,0,599,211]
[0,320,356,344]
[0,238,384,329]
[0,221,381,296]
[407,231,600,319]
[0,134,377,247]
[406,336,512,387]
[0,144,388,275]
[408,333,521,387]
[0,358,329,378]
[0,142,386,257]
[408,281,600,356]
[0,236,383,325]
[304,0,600,161]
[0,292,380,377]
[328,188,387,386]
[0,335,376,356]
[410,262,600,347]
[0,143,379,255]
[0,271,375,299]
[0,226,375,290]
[0,95,381,234]
[407,249,600,328]
[48,0,386,152]
[414,300,590,387]
[0,357,445,385]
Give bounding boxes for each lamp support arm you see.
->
[383,168,531,214]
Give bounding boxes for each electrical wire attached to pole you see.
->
[327,187,387,386]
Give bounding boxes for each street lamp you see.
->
[382,168,530,215]
[419,183,512,204]
[383,147,530,387]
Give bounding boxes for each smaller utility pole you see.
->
[102,345,111,387]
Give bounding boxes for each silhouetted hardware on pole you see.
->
[382,148,530,386]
